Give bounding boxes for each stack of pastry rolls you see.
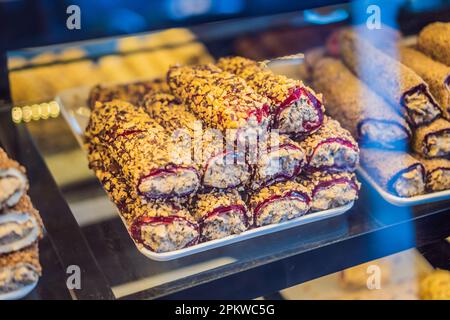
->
[312,22,450,197]
[85,56,361,253]
[0,148,42,296]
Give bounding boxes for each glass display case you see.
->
[0,0,449,300]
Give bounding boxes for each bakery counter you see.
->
[0,106,448,299]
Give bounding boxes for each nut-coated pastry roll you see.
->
[192,190,250,241]
[297,117,359,172]
[398,47,450,120]
[250,132,306,190]
[85,100,200,199]
[412,118,450,158]
[415,156,450,192]
[339,30,441,127]
[302,172,360,211]
[0,148,28,210]
[360,148,425,197]
[0,195,43,255]
[418,22,450,66]
[217,56,324,138]
[313,58,411,149]
[249,181,311,227]
[87,144,200,252]
[0,244,41,294]
[144,93,251,189]
[87,78,169,108]
[167,64,271,142]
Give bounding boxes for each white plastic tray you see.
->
[123,202,353,261]
[0,280,38,300]
[357,166,450,207]
[57,83,354,261]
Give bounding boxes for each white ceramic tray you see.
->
[357,166,450,207]
[0,280,38,300]
[57,83,353,261]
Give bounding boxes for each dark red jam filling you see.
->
[199,205,249,228]
[312,177,359,197]
[272,87,324,133]
[247,103,271,124]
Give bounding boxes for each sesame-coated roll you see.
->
[414,156,450,192]
[0,148,28,210]
[250,132,306,190]
[360,148,425,197]
[87,78,169,109]
[144,93,251,189]
[191,190,249,242]
[249,181,311,227]
[87,144,200,253]
[418,22,450,66]
[217,56,324,138]
[398,47,450,120]
[339,30,441,127]
[297,116,359,173]
[0,195,43,255]
[412,118,450,158]
[313,58,411,149]
[85,100,200,200]
[0,244,41,294]
[301,172,360,212]
[167,64,271,143]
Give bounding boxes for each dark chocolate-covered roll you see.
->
[414,156,450,192]
[144,93,251,189]
[398,47,450,120]
[360,148,425,197]
[87,78,169,108]
[0,149,28,210]
[0,195,43,255]
[249,181,311,227]
[301,171,360,212]
[296,116,359,172]
[412,118,450,158]
[191,190,249,241]
[87,143,200,253]
[0,244,41,294]
[85,100,200,200]
[313,58,411,149]
[418,22,450,66]
[339,30,441,127]
[250,132,306,190]
[217,56,324,138]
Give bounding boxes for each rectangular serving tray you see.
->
[357,166,450,207]
[57,81,354,261]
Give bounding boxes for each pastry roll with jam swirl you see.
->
[191,190,250,242]
[360,148,425,197]
[85,100,200,200]
[144,93,251,189]
[412,118,450,158]
[249,181,311,227]
[339,30,441,127]
[0,149,28,210]
[296,116,359,173]
[217,56,324,139]
[312,58,411,149]
[414,156,450,192]
[87,144,199,253]
[301,172,360,212]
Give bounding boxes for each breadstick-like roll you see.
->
[313,58,411,149]
[249,181,311,227]
[191,190,249,241]
[339,30,441,127]
[412,118,450,158]
[418,22,450,66]
[360,148,425,197]
[217,56,324,138]
[0,148,28,210]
